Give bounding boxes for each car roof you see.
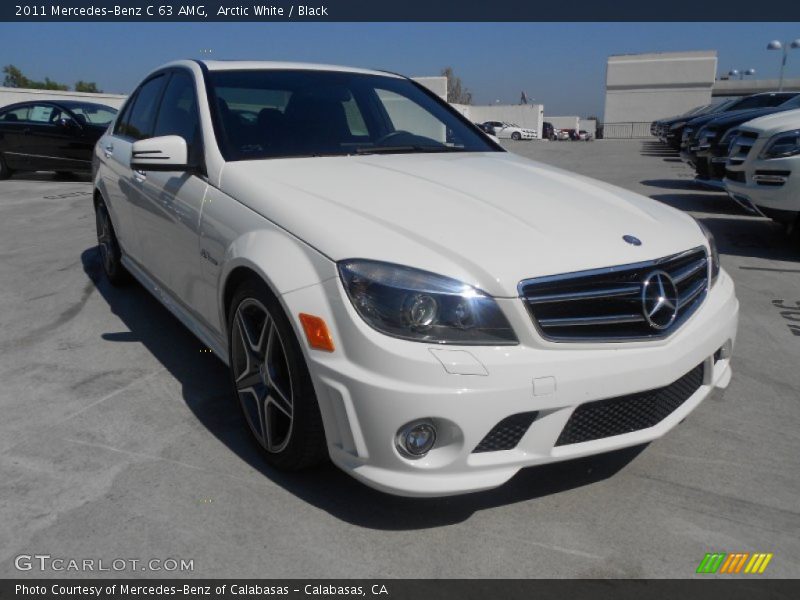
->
[56,100,117,109]
[187,59,403,79]
[0,99,116,111]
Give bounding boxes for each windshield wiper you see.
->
[354,145,468,155]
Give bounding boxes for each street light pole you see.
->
[767,39,800,91]
[728,68,756,80]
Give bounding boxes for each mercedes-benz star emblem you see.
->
[641,270,679,330]
[623,235,642,246]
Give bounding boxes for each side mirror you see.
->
[130,135,190,172]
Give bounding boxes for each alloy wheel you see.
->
[231,298,295,453]
[95,205,114,275]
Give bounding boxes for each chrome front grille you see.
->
[727,131,758,165]
[519,247,709,342]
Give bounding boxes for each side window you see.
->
[0,106,30,122]
[28,104,62,124]
[125,75,167,140]
[153,71,199,146]
[113,94,136,136]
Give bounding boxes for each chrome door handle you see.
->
[133,169,146,182]
[103,143,113,158]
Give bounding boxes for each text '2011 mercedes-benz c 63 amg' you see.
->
[93,60,739,497]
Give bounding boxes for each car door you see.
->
[132,69,210,317]
[97,77,162,264]
[53,107,100,170]
[16,103,80,171]
[0,104,31,169]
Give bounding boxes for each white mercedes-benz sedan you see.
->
[92,60,739,497]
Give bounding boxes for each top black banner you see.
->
[3,0,800,22]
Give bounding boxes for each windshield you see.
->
[66,103,117,126]
[706,99,738,114]
[207,69,498,160]
[779,95,800,109]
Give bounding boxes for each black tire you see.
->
[511,132,521,141]
[0,154,12,180]
[227,278,327,471]
[786,215,800,241]
[94,196,130,286]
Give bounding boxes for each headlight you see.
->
[697,128,718,144]
[719,127,738,144]
[338,260,518,345]
[670,121,686,130]
[720,128,739,152]
[759,129,800,159]
[696,221,720,286]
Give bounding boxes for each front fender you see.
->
[215,229,337,339]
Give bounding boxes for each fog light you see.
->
[396,421,437,458]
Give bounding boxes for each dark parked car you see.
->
[655,103,724,145]
[542,121,555,140]
[0,100,117,179]
[688,94,800,184]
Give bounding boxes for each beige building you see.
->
[603,50,718,138]
[0,86,126,109]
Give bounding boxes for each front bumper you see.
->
[284,270,739,497]
[724,156,799,224]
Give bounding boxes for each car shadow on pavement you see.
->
[639,142,679,158]
[641,179,709,191]
[697,216,800,263]
[647,193,800,261]
[81,246,647,530]
[8,171,91,183]
[648,192,747,216]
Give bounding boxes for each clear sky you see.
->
[1,22,799,117]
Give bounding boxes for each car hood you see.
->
[739,108,800,136]
[218,152,704,297]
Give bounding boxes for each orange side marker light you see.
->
[298,313,335,352]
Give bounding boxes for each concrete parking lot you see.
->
[1,140,798,578]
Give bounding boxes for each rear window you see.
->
[0,106,30,122]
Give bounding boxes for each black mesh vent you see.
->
[555,363,704,446]
[473,411,539,453]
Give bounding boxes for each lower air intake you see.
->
[555,363,704,446]
[473,412,539,453]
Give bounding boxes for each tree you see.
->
[441,66,472,105]
[40,77,69,91]
[2,64,69,91]
[75,81,102,93]
[2,65,30,88]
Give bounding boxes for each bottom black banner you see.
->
[1,580,798,600]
